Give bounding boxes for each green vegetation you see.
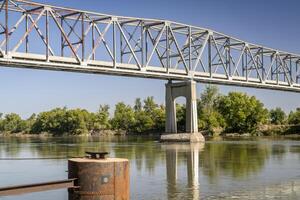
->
[0,85,300,136]
[0,113,27,133]
[288,108,300,125]
[197,85,225,134]
[269,108,286,125]
[218,92,269,133]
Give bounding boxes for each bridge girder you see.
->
[0,0,299,92]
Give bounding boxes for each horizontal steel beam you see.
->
[1,55,300,93]
[0,179,76,196]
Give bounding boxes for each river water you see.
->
[0,136,299,200]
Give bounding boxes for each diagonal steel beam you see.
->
[246,46,263,81]
[147,28,166,68]
[9,0,55,55]
[232,45,246,76]
[117,21,141,69]
[211,36,229,78]
[145,25,166,68]
[87,21,112,62]
[169,26,188,73]
[12,8,45,53]
[193,33,209,71]
[277,54,293,85]
[93,23,114,60]
[0,13,25,48]
[265,54,276,80]
[49,9,81,63]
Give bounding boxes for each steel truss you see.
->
[0,0,300,92]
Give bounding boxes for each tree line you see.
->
[0,86,299,136]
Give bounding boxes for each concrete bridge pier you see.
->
[161,80,205,142]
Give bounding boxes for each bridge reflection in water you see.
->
[163,143,204,200]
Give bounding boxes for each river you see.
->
[0,136,299,199]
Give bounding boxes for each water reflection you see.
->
[1,136,300,199]
[201,142,270,181]
[163,143,204,200]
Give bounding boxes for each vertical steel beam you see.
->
[227,38,231,76]
[296,62,299,83]
[5,0,8,54]
[145,27,148,65]
[113,20,117,68]
[141,22,144,67]
[92,23,95,60]
[261,49,264,81]
[276,55,279,84]
[25,13,29,53]
[242,53,245,77]
[271,56,274,81]
[45,9,49,61]
[290,56,292,84]
[81,13,85,62]
[120,22,123,63]
[61,17,64,56]
[245,50,248,81]
[166,24,170,72]
[189,27,192,71]
[208,35,212,78]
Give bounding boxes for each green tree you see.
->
[92,105,111,131]
[199,85,220,110]
[1,113,25,133]
[31,108,95,135]
[111,102,135,133]
[24,113,36,133]
[152,105,165,132]
[134,98,142,112]
[176,104,186,132]
[143,96,157,113]
[269,108,286,125]
[31,108,67,135]
[133,110,154,133]
[197,85,225,134]
[135,96,165,133]
[218,92,268,133]
[63,109,91,135]
[288,108,300,125]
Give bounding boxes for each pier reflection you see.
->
[163,143,204,200]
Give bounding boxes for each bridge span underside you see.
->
[0,0,300,92]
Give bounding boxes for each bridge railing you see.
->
[0,0,300,92]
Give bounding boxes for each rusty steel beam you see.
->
[0,179,77,196]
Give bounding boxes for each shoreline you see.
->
[0,124,300,138]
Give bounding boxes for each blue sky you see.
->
[1,0,300,118]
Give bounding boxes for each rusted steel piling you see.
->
[68,152,129,200]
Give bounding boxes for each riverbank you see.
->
[1,124,300,138]
[0,130,123,137]
[259,124,300,136]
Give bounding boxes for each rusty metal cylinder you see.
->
[68,157,129,200]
